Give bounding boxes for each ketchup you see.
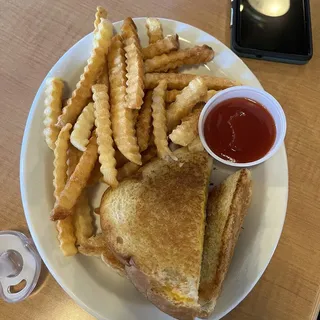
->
[204,98,276,163]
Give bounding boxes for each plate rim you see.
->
[20,17,288,320]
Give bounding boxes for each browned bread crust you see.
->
[198,169,252,318]
[100,148,213,319]
[126,258,197,320]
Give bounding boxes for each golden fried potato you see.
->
[167,77,207,131]
[187,136,204,152]
[144,45,214,73]
[92,84,118,188]
[204,89,218,102]
[73,191,93,246]
[96,61,109,86]
[117,161,140,182]
[146,18,163,44]
[54,123,77,256]
[169,105,203,146]
[67,145,82,177]
[43,77,64,150]
[136,90,153,152]
[122,19,145,109]
[87,160,102,186]
[51,133,99,221]
[53,123,72,199]
[165,89,217,104]
[142,35,179,60]
[165,89,181,104]
[121,17,140,45]
[94,6,108,33]
[57,19,113,128]
[151,80,177,161]
[108,35,142,165]
[57,144,78,257]
[70,102,95,152]
[145,73,240,90]
[56,216,77,256]
[117,147,157,181]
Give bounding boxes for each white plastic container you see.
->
[198,86,287,167]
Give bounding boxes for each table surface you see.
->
[1,0,320,319]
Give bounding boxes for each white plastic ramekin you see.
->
[198,86,287,167]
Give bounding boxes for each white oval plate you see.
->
[20,18,288,320]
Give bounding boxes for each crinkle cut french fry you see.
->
[61,146,84,254]
[92,84,118,187]
[141,35,179,60]
[165,89,217,104]
[53,123,77,256]
[169,106,203,146]
[73,191,93,246]
[123,20,145,110]
[116,161,139,181]
[167,77,207,131]
[56,216,78,256]
[53,123,72,199]
[51,133,99,221]
[94,6,108,33]
[117,146,157,181]
[87,159,102,186]
[144,45,214,73]
[43,77,64,150]
[67,145,82,178]
[145,73,240,90]
[108,35,126,93]
[108,35,142,165]
[136,90,153,152]
[111,105,141,165]
[96,61,109,86]
[121,17,142,52]
[57,19,113,128]
[146,18,163,44]
[165,89,181,104]
[121,18,139,41]
[151,80,177,161]
[204,89,218,103]
[187,136,204,152]
[70,102,95,152]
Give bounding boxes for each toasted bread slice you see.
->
[198,169,252,318]
[100,148,213,319]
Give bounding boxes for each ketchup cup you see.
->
[198,86,287,167]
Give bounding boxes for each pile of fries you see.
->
[43,6,239,257]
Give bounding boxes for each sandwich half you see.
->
[100,148,213,319]
[198,169,252,318]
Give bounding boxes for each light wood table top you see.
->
[1,0,320,319]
